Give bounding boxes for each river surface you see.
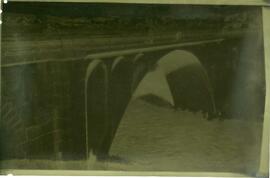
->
[108,98,262,174]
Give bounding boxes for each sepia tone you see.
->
[0,2,266,176]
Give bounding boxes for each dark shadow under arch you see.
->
[100,56,135,156]
[85,59,109,158]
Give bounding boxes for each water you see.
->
[109,99,262,174]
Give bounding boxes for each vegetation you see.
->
[2,6,260,40]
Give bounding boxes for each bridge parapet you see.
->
[2,29,254,67]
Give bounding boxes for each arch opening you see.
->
[85,60,109,158]
[131,50,216,118]
[103,56,135,156]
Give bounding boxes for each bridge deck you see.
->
[1,29,252,67]
[1,38,224,67]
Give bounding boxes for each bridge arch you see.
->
[98,55,135,155]
[131,53,148,93]
[84,59,109,158]
[131,50,216,117]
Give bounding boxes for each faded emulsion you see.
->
[0,2,266,175]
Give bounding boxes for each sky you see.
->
[3,2,258,19]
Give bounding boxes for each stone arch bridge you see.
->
[83,40,222,159]
[1,35,253,160]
